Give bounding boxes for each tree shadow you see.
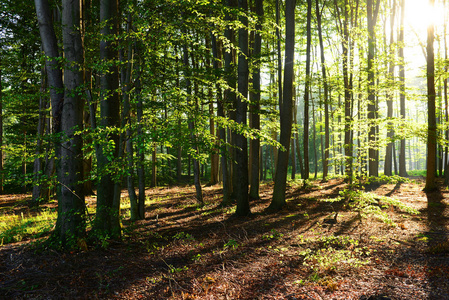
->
[425,188,449,299]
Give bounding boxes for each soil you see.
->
[1,177,449,299]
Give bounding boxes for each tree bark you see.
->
[135,52,146,219]
[211,33,231,205]
[0,65,3,194]
[32,66,47,203]
[249,0,263,199]
[367,0,381,177]
[316,0,330,180]
[303,0,312,180]
[95,0,121,238]
[270,0,296,210]
[384,0,396,176]
[398,0,408,177]
[234,0,250,216]
[425,0,437,191]
[53,0,86,246]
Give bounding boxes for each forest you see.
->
[1,0,449,299]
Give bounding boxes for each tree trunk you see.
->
[398,0,408,177]
[303,0,312,180]
[135,53,146,219]
[53,0,86,246]
[270,0,296,210]
[316,0,330,180]
[426,0,437,191]
[367,0,381,177]
[249,0,263,199]
[151,146,157,187]
[95,0,121,238]
[34,0,63,205]
[234,0,250,216]
[0,65,3,194]
[211,33,231,205]
[384,0,396,176]
[32,66,47,203]
[224,0,237,199]
[121,10,139,221]
[183,40,203,205]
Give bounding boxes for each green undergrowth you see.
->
[0,210,57,245]
[297,235,371,285]
[323,188,420,226]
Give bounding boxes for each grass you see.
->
[0,209,56,245]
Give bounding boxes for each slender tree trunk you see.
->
[53,0,86,246]
[426,0,437,191]
[316,0,330,180]
[135,53,146,219]
[224,0,237,199]
[249,0,263,199]
[303,0,312,180]
[234,0,250,215]
[276,0,282,109]
[0,65,3,194]
[270,0,296,210]
[151,145,157,187]
[443,0,449,184]
[120,10,139,221]
[293,86,304,177]
[311,89,318,179]
[32,66,48,203]
[211,33,231,205]
[291,138,296,180]
[398,0,408,177]
[34,0,63,206]
[183,40,203,205]
[385,0,396,176]
[95,0,121,238]
[205,36,219,186]
[367,0,381,177]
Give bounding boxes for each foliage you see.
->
[336,189,419,225]
[298,235,370,275]
[0,209,56,245]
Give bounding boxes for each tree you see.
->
[94,0,122,238]
[426,0,437,191]
[234,0,250,216]
[249,0,263,199]
[367,0,380,177]
[303,0,312,180]
[54,0,86,245]
[34,0,86,246]
[398,0,408,177]
[270,0,296,210]
[316,0,330,180]
[384,0,396,176]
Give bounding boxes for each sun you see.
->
[405,0,444,34]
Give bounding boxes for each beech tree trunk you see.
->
[234,0,250,216]
[249,0,263,199]
[303,0,312,180]
[385,0,396,176]
[212,34,231,205]
[53,0,86,246]
[316,0,330,180]
[367,0,381,177]
[95,0,121,238]
[0,66,3,194]
[426,0,437,191]
[270,0,296,210]
[398,0,408,177]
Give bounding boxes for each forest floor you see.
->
[1,177,449,299]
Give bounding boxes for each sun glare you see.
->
[405,0,444,34]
